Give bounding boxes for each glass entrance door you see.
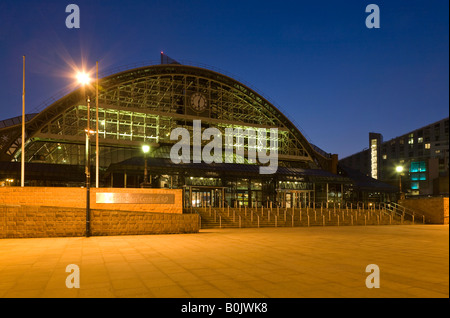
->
[189,187,224,207]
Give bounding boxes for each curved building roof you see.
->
[0,59,332,172]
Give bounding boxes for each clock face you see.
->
[190,93,207,112]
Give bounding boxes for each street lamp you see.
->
[78,71,93,237]
[396,165,404,199]
[142,145,150,187]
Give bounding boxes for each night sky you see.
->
[0,0,448,159]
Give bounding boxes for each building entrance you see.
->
[185,186,225,208]
[278,190,315,208]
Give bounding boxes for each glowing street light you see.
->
[78,71,93,237]
[76,72,91,85]
[396,165,404,199]
[142,145,150,187]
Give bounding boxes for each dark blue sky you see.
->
[0,0,448,158]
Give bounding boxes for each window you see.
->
[411,173,426,181]
[382,154,387,159]
[410,161,426,172]
[425,143,431,149]
[411,182,419,190]
[418,137,423,143]
[408,133,414,144]
[410,161,427,182]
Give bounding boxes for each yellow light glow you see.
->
[396,166,403,173]
[76,72,91,85]
[142,145,150,153]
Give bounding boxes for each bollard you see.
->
[219,215,222,228]
[351,215,353,226]
[364,215,367,226]
[257,215,260,228]
[322,214,325,226]
[307,214,310,227]
[275,215,277,227]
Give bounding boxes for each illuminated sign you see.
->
[371,139,378,179]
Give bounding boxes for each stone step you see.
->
[192,207,414,229]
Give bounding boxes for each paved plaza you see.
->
[0,225,448,298]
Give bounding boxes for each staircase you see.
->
[185,202,425,229]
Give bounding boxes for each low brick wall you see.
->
[0,187,182,214]
[399,197,449,224]
[0,205,199,239]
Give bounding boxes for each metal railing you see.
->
[186,199,427,229]
[380,202,426,224]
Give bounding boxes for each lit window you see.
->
[435,149,441,154]
[411,182,419,190]
[410,161,426,173]
[425,143,431,149]
[418,137,423,143]
[382,154,387,159]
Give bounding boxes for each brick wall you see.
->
[0,187,182,214]
[0,205,199,239]
[399,197,449,224]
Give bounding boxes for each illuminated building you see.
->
[0,54,397,206]
[339,117,449,196]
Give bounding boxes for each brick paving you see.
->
[0,225,448,298]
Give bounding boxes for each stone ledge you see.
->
[0,205,199,239]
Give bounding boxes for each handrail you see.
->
[188,207,202,229]
[384,202,426,224]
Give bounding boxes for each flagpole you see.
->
[21,55,25,187]
[95,61,99,188]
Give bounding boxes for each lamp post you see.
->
[77,71,92,237]
[142,145,150,187]
[396,166,404,200]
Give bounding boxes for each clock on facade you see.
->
[190,92,207,112]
